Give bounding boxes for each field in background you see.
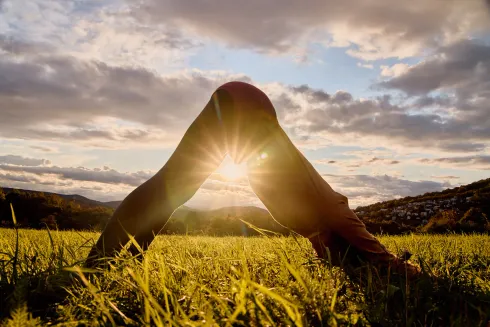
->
[1,229,489,326]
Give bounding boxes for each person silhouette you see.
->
[86,81,420,278]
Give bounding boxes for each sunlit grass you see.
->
[0,229,489,326]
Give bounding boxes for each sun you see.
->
[217,156,248,181]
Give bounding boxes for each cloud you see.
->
[315,157,400,167]
[0,163,154,186]
[1,36,487,155]
[0,154,461,209]
[357,62,374,69]
[372,39,490,154]
[314,159,338,165]
[318,151,490,171]
[0,35,54,55]
[324,174,449,207]
[0,155,260,207]
[1,25,488,155]
[368,158,400,165]
[418,155,490,169]
[378,39,490,96]
[270,82,490,154]
[0,0,199,69]
[0,155,51,166]
[430,175,460,180]
[0,156,156,201]
[0,38,251,145]
[133,0,490,60]
[438,143,487,153]
[29,145,56,153]
[380,63,410,77]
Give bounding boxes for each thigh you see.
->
[247,127,342,236]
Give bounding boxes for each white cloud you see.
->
[357,62,374,69]
[380,63,411,77]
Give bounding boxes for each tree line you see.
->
[0,187,113,230]
[0,187,290,235]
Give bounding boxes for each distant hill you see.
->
[102,200,122,209]
[86,197,289,235]
[1,178,488,234]
[354,178,490,234]
[0,187,289,235]
[1,187,110,208]
[0,187,114,230]
[163,205,290,236]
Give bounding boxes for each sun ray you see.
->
[217,156,248,181]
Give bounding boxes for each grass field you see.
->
[0,229,489,326]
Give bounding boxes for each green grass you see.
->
[0,229,489,326]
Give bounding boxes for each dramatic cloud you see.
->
[379,39,490,96]
[1,29,488,155]
[0,38,250,145]
[1,1,489,208]
[0,1,199,69]
[269,83,489,154]
[134,0,490,59]
[374,39,490,154]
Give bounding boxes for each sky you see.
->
[0,0,489,209]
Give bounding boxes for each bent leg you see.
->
[238,93,409,272]
[247,128,421,276]
[86,94,227,267]
[85,81,277,267]
[247,129,417,273]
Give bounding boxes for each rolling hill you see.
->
[354,177,490,234]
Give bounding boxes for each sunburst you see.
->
[217,156,248,181]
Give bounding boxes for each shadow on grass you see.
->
[0,265,76,322]
[331,258,490,326]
